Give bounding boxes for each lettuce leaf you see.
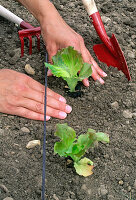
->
[54,123,76,157]
[74,157,93,177]
[44,46,92,92]
[54,123,109,176]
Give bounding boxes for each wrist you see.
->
[18,0,57,26]
[37,1,55,24]
[38,2,63,31]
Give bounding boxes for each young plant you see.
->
[44,46,92,92]
[54,123,109,177]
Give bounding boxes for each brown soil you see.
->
[0,0,136,200]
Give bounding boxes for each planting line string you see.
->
[42,52,48,200]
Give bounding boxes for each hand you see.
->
[0,69,72,121]
[40,4,107,86]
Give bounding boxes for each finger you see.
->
[82,78,89,87]
[47,69,53,76]
[15,96,71,115]
[47,46,58,64]
[46,106,67,119]
[12,106,50,121]
[87,49,107,78]
[20,86,66,105]
[91,65,105,84]
[27,77,45,93]
[47,96,72,113]
[13,96,71,120]
[22,87,45,104]
[47,88,66,103]
[80,47,91,86]
[81,47,105,84]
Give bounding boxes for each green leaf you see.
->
[58,46,83,77]
[54,123,76,157]
[54,124,110,175]
[87,128,96,134]
[44,63,70,78]
[79,63,92,79]
[71,133,96,161]
[77,132,96,149]
[64,77,79,92]
[95,132,109,143]
[54,142,68,157]
[86,129,109,143]
[74,157,93,177]
[44,46,92,92]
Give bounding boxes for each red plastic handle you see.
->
[20,21,34,29]
[90,12,117,57]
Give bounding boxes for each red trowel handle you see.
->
[82,0,117,57]
[0,5,33,29]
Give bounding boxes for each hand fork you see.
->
[0,5,41,57]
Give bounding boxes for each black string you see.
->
[42,52,48,200]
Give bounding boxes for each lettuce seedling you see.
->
[54,123,109,177]
[44,46,92,92]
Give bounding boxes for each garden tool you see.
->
[82,0,131,80]
[0,5,41,57]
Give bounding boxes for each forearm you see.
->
[17,0,61,26]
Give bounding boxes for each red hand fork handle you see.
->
[0,5,41,57]
[82,0,131,80]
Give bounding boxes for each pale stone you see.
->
[123,110,133,119]
[25,64,35,75]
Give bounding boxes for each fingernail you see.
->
[66,105,72,113]
[98,77,105,84]
[102,72,107,77]
[59,96,66,103]
[46,116,51,121]
[59,111,67,119]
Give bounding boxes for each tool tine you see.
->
[36,33,40,51]
[28,35,32,55]
[19,36,24,57]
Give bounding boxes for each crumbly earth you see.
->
[0,0,136,200]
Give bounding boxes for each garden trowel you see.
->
[82,0,131,80]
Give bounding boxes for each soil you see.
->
[0,0,136,200]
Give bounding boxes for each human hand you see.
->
[0,69,72,121]
[40,3,107,86]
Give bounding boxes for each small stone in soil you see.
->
[3,198,14,200]
[66,159,73,165]
[53,194,59,200]
[25,64,35,75]
[111,101,119,109]
[127,51,135,59]
[123,110,133,119]
[21,127,30,133]
[127,186,131,192]
[99,185,108,196]
[0,184,9,193]
[81,184,87,190]
[8,51,15,57]
[119,180,124,185]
